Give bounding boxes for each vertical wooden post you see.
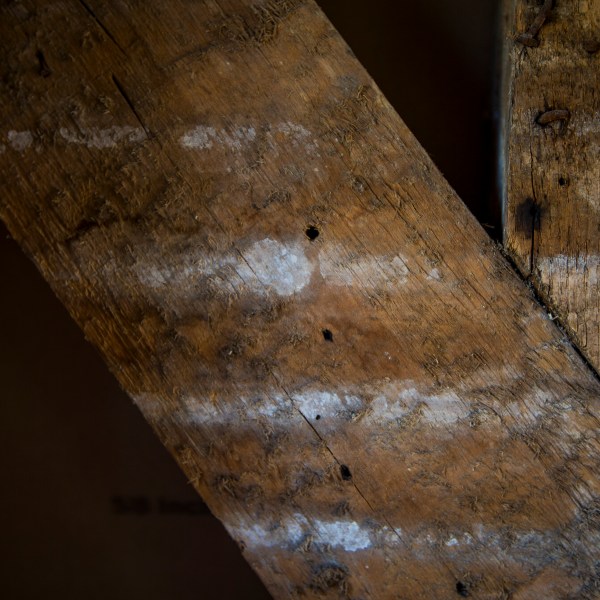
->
[502,0,600,371]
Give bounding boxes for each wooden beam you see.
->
[1,1,600,597]
[502,0,600,370]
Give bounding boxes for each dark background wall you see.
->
[0,2,497,598]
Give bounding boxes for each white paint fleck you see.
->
[8,130,33,151]
[319,250,409,288]
[446,537,459,547]
[59,126,146,149]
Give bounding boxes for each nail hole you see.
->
[456,581,470,597]
[306,225,319,241]
[340,465,352,481]
[558,176,569,187]
[315,414,321,420]
[322,329,333,342]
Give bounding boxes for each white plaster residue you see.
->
[292,390,362,421]
[364,394,411,423]
[319,250,410,288]
[232,514,372,552]
[182,396,223,425]
[360,385,467,427]
[180,125,255,150]
[236,238,313,296]
[8,130,33,151]
[179,121,319,155]
[421,391,469,425]
[180,125,216,149]
[139,379,475,433]
[275,121,319,154]
[134,238,313,298]
[233,515,561,556]
[59,126,146,149]
[276,121,311,138]
[182,393,293,426]
[313,519,372,552]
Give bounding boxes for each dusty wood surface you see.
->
[2,1,600,598]
[502,0,600,371]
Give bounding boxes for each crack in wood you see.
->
[111,74,151,137]
[77,0,126,54]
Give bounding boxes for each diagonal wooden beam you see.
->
[502,0,600,372]
[1,1,600,597]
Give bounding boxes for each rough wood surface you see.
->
[2,1,600,598]
[502,0,600,371]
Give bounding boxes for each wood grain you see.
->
[1,1,600,598]
[502,0,600,371]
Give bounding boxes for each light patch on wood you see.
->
[164,381,476,429]
[237,238,314,296]
[232,514,375,552]
[127,240,415,299]
[179,121,319,155]
[58,126,146,149]
[536,254,600,289]
[318,249,410,288]
[134,237,313,297]
[180,125,256,150]
[7,130,33,151]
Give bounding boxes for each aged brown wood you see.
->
[1,1,600,598]
[502,0,600,371]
